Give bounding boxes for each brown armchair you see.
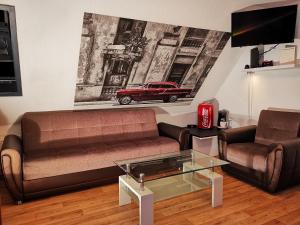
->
[218,110,300,193]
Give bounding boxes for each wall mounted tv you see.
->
[231,5,298,47]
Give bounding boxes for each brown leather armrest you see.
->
[1,134,22,152]
[218,125,257,144]
[157,123,189,150]
[266,138,300,192]
[1,135,24,201]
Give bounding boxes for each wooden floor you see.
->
[1,170,300,225]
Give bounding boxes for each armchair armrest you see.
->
[157,123,189,150]
[219,125,257,144]
[218,125,256,160]
[266,138,300,192]
[1,135,24,201]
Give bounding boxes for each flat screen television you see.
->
[231,5,298,47]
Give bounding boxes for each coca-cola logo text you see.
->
[201,108,211,128]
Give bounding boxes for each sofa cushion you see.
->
[255,110,300,145]
[226,142,269,172]
[22,108,159,153]
[23,136,179,180]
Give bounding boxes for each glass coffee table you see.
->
[115,150,229,225]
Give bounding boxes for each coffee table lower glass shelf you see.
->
[115,150,229,225]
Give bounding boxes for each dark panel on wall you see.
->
[0,5,22,96]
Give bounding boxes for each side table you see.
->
[188,127,223,156]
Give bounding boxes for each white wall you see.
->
[216,39,300,125]
[0,0,279,137]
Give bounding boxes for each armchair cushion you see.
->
[226,142,269,173]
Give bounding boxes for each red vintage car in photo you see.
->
[116,82,192,105]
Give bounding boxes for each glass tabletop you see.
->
[114,150,229,183]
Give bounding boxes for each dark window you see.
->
[148,84,160,88]
[185,28,209,38]
[111,60,129,75]
[167,63,191,85]
[181,28,209,48]
[161,84,175,88]
[114,18,147,45]
[181,39,204,48]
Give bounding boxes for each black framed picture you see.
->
[0,5,22,96]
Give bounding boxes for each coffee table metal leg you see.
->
[119,177,131,206]
[139,193,154,225]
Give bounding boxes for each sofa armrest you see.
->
[157,123,190,150]
[266,138,300,192]
[1,135,24,201]
[218,125,257,144]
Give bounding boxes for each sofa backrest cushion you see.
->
[255,110,300,145]
[22,108,159,153]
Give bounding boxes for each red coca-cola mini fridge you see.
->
[198,103,214,129]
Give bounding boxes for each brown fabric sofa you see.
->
[1,108,189,203]
[219,110,300,193]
